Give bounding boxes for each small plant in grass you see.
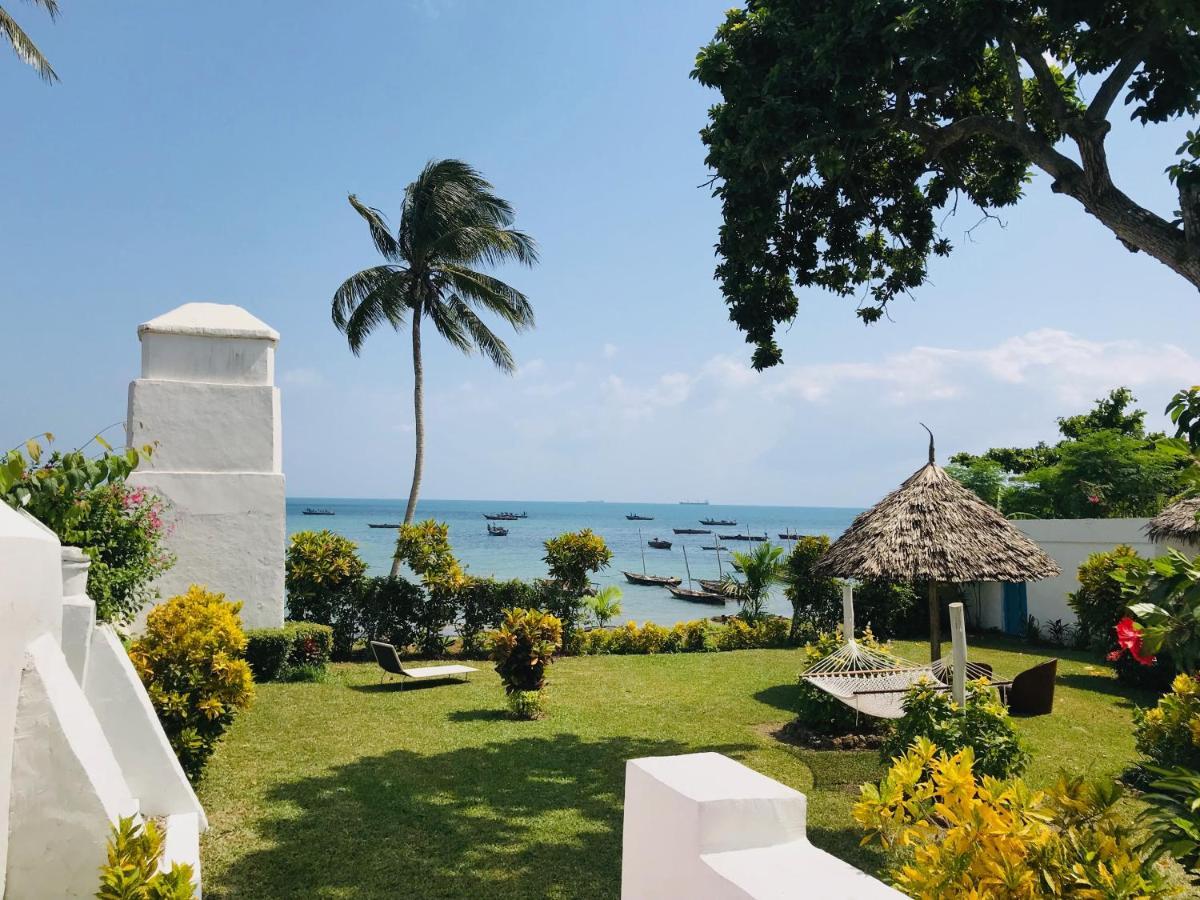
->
[585,585,622,628]
[130,585,254,781]
[96,815,194,899]
[488,608,562,719]
[854,739,1173,899]
[880,680,1028,781]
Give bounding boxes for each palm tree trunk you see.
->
[392,312,425,578]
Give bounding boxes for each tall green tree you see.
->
[2,0,58,82]
[694,2,1200,368]
[332,160,537,576]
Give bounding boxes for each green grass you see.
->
[198,636,1157,899]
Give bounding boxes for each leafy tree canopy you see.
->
[694,1,1200,368]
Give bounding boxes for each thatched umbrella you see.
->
[1146,498,1200,546]
[815,428,1061,660]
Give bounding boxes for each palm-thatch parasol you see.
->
[815,427,1061,661]
[1146,497,1200,546]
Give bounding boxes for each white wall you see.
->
[973,517,1181,630]
[622,752,902,899]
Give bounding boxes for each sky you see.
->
[2,1,1198,506]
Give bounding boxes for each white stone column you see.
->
[127,302,285,629]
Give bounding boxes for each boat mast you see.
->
[715,537,723,578]
[639,527,647,575]
[683,543,693,590]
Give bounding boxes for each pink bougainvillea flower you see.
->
[1087,494,1101,504]
[1115,616,1155,666]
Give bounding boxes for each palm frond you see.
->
[446,295,516,372]
[332,266,412,354]
[348,194,402,261]
[423,296,473,356]
[430,224,538,268]
[437,264,535,330]
[401,159,522,264]
[0,5,57,82]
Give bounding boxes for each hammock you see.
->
[800,587,1000,719]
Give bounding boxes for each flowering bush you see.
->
[1068,545,1147,653]
[854,739,1173,898]
[130,585,254,781]
[72,483,175,623]
[1135,673,1200,773]
[1115,549,1200,672]
[880,680,1029,780]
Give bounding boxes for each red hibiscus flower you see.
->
[1115,616,1155,666]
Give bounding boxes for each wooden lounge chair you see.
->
[1002,658,1057,716]
[369,641,478,688]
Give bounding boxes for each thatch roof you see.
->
[1146,498,1200,544]
[816,443,1061,583]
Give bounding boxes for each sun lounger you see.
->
[369,641,478,687]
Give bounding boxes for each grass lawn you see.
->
[198,636,1158,899]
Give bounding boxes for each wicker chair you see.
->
[1003,658,1057,716]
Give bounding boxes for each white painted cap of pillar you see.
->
[138,303,279,343]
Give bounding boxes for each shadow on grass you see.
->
[207,733,751,900]
[348,679,473,694]
[1057,672,1155,708]
[447,708,509,722]
[807,823,888,875]
[753,682,799,714]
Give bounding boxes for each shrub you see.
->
[285,530,367,657]
[395,521,467,656]
[794,629,888,735]
[1069,545,1148,653]
[879,681,1029,780]
[97,816,194,900]
[1135,673,1200,772]
[244,621,334,682]
[853,578,922,640]
[130,585,254,781]
[855,739,1173,899]
[488,608,563,719]
[1142,766,1200,875]
[586,584,623,628]
[459,577,538,656]
[542,530,612,641]
[355,575,424,651]
[783,535,843,638]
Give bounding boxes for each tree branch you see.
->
[1002,42,1025,128]
[903,114,1083,187]
[1012,35,1070,127]
[1086,16,1166,124]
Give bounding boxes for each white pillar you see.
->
[127,303,285,628]
[841,583,855,640]
[949,601,967,708]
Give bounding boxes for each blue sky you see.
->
[3,1,1198,505]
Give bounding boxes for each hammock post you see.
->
[841,583,855,640]
[949,602,967,708]
[928,581,941,662]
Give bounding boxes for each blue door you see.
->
[1003,582,1028,636]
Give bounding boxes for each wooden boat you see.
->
[697,578,726,594]
[669,586,727,605]
[622,571,681,587]
[779,531,803,540]
[626,514,654,521]
[672,527,711,535]
[679,500,710,505]
[368,523,401,529]
[647,538,672,550]
[719,533,767,542]
[302,507,334,516]
[701,545,730,551]
[700,518,736,526]
[487,524,509,536]
[483,513,518,521]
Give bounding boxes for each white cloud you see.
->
[602,342,619,359]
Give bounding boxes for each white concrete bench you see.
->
[622,752,903,899]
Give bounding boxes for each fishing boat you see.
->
[302,507,334,516]
[697,578,726,594]
[368,523,402,529]
[700,518,736,526]
[701,545,731,551]
[647,538,672,550]
[622,571,681,587]
[669,545,727,604]
[679,500,710,505]
[779,531,803,540]
[624,528,678,586]
[487,524,509,536]
[483,513,518,521]
[719,533,767,542]
[626,514,654,521]
[672,527,710,535]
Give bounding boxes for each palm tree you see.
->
[586,585,623,629]
[2,0,59,82]
[332,159,537,577]
[723,543,786,623]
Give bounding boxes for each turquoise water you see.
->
[287,498,861,626]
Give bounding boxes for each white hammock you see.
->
[800,586,998,719]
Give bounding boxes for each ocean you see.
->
[287,498,862,626]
